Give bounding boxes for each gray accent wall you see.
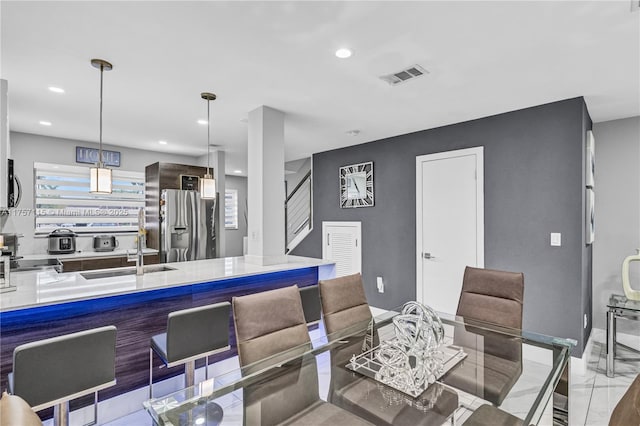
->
[581,103,594,347]
[293,97,592,356]
[592,117,640,335]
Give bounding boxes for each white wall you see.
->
[225,175,248,256]
[285,157,311,197]
[592,117,640,332]
[3,131,199,255]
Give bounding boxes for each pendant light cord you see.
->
[207,99,211,175]
[99,64,104,166]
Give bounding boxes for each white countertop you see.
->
[1,255,334,312]
[21,248,159,261]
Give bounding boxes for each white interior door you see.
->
[322,221,361,277]
[416,147,484,314]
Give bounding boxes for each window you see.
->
[225,189,238,230]
[34,162,144,234]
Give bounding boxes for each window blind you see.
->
[225,189,238,230]
[34,162,144,234]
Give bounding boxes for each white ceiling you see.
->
[2,1,639,174]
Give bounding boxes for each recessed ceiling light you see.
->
[48,86,65,94]
[39,121,52,126]
[158,140,168,145]
[335,48,353,59]
[234,170,243,174]
[197,119,208,125]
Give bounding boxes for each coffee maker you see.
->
[0,234,16,292]
[0,233,22,266]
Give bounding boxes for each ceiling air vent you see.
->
[380,64,429,86]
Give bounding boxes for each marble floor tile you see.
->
[103,409,154,426]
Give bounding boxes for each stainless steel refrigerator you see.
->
[160,189,217,262]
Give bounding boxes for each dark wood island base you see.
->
[0,267,319,418]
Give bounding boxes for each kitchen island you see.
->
[0,255,335,407]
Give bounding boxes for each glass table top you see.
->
[145,305,574,426]
[608,294,640,312]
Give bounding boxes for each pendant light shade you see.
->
[200,174,216,199]
[90,59,113,194]
[89,166,112,194]
[200,92,217,200]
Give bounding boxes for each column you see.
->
[212,150,225,257]
[1,80,9,211]
[245,106,287,265]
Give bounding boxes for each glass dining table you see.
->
[606,294,640,377]
[144,305,575,426]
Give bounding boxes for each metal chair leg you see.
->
[185,360,196,388]
[53,401,69,426]
[93,391,99,426]
[149,348,154,399]
[205,355,209,381]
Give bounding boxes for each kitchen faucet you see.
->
[127,208,145,275]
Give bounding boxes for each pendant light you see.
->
[89,59,113,194]
[200,92,216,199]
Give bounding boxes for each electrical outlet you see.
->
[584,314,588,329]
[376,276,385,293]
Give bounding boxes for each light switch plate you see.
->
[550,233,562,247]
[376,276,384,293]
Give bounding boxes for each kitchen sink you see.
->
[11,258,63,272]
[80,265,176,280]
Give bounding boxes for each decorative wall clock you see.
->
[340,161,374,208]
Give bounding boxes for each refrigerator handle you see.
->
[191,192,199,260]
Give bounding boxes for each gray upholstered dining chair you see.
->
[456,266,524,330]
[609,373,640,426]
[318,274,460,425]
[232,285,372,426]
[0,391,43,426]
[8,326,117,426]
[149,302,231,398]
[465,372,640,426]
[318,273,372,337]
[462,404,523,426]
[443,266,524,406]
[233,285,312,368]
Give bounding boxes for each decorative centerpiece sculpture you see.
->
[374,302,446,396]
[347,301,465,398]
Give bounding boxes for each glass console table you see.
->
[606,294,640,377]
[145,307,574,426]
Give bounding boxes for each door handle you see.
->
[423,252,436,260]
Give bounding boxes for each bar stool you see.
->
[149,302,231,398]
[299,285,321,325]
[8,325,117,426]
